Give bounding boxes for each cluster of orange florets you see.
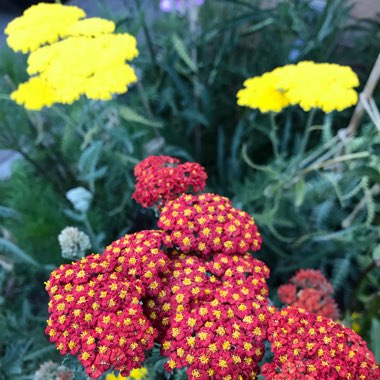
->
[277,269,339,320]
[46,156,380,379]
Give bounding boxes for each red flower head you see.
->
[278,269,339,320]
[262,306,380,379]
[145,250,272,380]
[158,193,262,256]
[45,230,168,378]
[132,155,207,208]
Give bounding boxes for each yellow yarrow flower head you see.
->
[10,76,56,110]
[26,34,138,104]
[276,61,359,113]
[6,3,139,110]
[106,367,148,380]
[5,3,85,53]
[237,72,290,113]
[237,61,359,114]
[63,17,116,37]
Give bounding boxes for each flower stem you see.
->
[269,112,279,159]
[134,0,159,72]
[83,213,100,251]
[298,108,317,159]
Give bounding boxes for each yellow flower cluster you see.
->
[6,3,139,110]
[5,3,85,53]
[237,61,359,113]
[106,367,148,380]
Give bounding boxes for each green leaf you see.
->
[172,34,197,72]
[332,255,351,291]
[295,178,305,207]
[372,244,380,263]
[370,319,380,363]
[348,166,380,183]
[0,237,38,266]
[78,141,102,175]
[180,109,209,126]
[119,106,163,128]
[0,205,19,220]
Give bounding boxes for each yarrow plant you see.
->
[262,307,379,379]
[5,3,139,109]
[277,269,340,320]
[45,155,380,379]
[237,61,359,113]
[58,227,91,260]
[132,156,207,209]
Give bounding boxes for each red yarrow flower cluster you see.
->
[278,269,339,319]
[262,306,380,379]
[45,231,168,378]
[158,193,262,256]
[143,250,272,379]
[132,156,207,208]
[46,156,380,380]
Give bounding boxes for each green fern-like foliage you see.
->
[1,161,70,265]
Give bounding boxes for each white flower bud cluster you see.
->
[33,361,59,380]
[58,226,91,260]
[66,187,92,213]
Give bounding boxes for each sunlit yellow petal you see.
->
[11,76,57,110]
[5,3,85,53]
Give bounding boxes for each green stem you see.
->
[298,108,317,158]
[299,151,370,175]
[300,135,340,168]
[269,112,279,159]
[83,213,100,251]
[134,0,159,72]
[348,261,376,311]
[285,151,370,189]
[136,81,160,139]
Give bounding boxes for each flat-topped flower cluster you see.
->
[278,269,340,320]
[237,61,359,113]
[5,3,138,109]
[46,156,380,379]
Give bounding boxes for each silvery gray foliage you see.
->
[66,187,93,213]
[58,227,91,260]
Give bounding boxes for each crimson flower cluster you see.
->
[262,306,380,379]
[158,193,262,256]
[132,156,207,208]
[46,155,380,380]
[277,269,339,319]
[144,250,272,379]
[46,231,168,378]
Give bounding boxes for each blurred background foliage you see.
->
[0,0,379,378]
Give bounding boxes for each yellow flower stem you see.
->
[298,108,317,159]
[269,112,279,159]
